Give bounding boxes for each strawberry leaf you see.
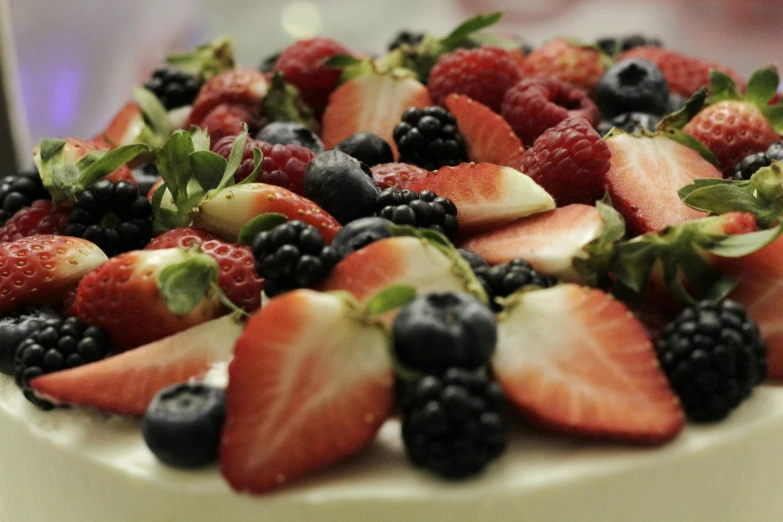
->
[237,148,263,185]
[658,88,708,130]
[706,222,783,257]
[709,70,743,103]
[39,139,66,162]
[677,177,736,201]
[682,184,774,217]
[190,151,228,192]
[440,12,502,49]
[761,104,783,134]
[324,54,364,69]
[157,130,196,201]
[76,143,149,191]
[157,252,219,315]
[575,198,626,286]
[364,285,417,316]
[215,125,249,191]
[133,87,172,142]
[746,66,780,107]
[51,164,80,200]
[237,213,288,245]
[610,241,656,294]
[166,36,235,80]
[262,72,319,132]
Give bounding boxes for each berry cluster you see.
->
[375,188,458,240]
[144,67,203,110]
[0,170,50,225]
[474,259,558,310]
[393,107,467,171]
[731,141,783,180]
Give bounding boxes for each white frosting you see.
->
[1,374,782,522]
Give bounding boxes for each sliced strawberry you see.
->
[193,183,341,244]
[321,72,432,157]
[189,69,268,127]
[459,204,604,281]
[220,290,393,493]
[98,102,146,148]
[406,163,554,233]
[605,133,721,236]
[445,93,524,165]
[370,162,430,190]
[493,284,685,444]
[31,314,242,416]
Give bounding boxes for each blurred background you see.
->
[1,0,782,172]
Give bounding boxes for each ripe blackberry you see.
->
[14,316,110,409]
[474,259,558,311]
[0,170,50,225]
[655,300,766,423]
[252,220,341,297]
[143,66,203,111]
[458,248,488,271]
[63,180,153,257]
[393,106,467,171]
[730,152,771,181]
[387,30,425,51]
[401,368,507,479]
[374,187,458,241]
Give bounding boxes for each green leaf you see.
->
[706,223,783,257]
[596,198,625,244]
[658,88,708,130]
[440,12,502,49]
[610,241,656,294]
[157,130,196,201]
[261,72,319,132]
[661,128,719,165]
[190,151,228,192]
[746,66,780,107]
[157,253,219,315]
[365,285,417,316]
[77,143,149,191]
[709,70,743,102]
[190,126,212,153]
[51,164,80,200]
[134,87,171,138]
[39,139,66,162]
[166,36,235,80]
[324,54,364,69]
[703,278,740,302]
[237,213,288,245]
[762,104,783,134]
[238,147,263,185]
[216,126,248,191]
[751,161,783,204]
[678,178,734,201]
[682,184,771,216]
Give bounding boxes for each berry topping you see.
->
[597,112,660,137]
[334,132,395,167]
[393,106,467,171]
[15,316,110,409]
[64,179,153,257]
[143,66,203,111]
[374,188,459,241]
[0,306,62,376]
[330,216,394,258]
[387,30,425,51]
[254,121,325,153]
[595,59,670,119]
[0,170,50,225]
[401,369,507,479]
[474,259,558,311]
[142,382,226,468]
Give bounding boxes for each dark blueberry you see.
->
[595,59,670,119]
[474,259,558,311]
[731,152,772,181]
[373,187,459,241]
[131,163,160,198]
[255,121,325,153]
[334,132,394,167]
[387,30,425,51]
[330,216,394,258]
[393,106,467,171]
[0,170,50,225]
[597,112,660,137]
[143,66,202,111]
[393,292,497,374]
[457,249,488,271]
[142,383,225,468]
[0,306,62,375]
[260,51,281,73]
[303,150,380,225]
[766,141,783,162]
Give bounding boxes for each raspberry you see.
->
[502,78,600,145]
[520,118,611,206]
[211,135,315,195]
[519,39,605,94]
[274,37,351,115]
[0,200,71,243]
[428,47,522,113]
[370,162,430,189]
[200,103,260,147]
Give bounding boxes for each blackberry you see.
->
[374,187,459,241]
[474,259,557,311]
[458,248,488,271]
[14,316,110,410]
[401,368,507,479]
[143,66,203,111]
[64,179,153,257]
[655,300,766,422]
[387,30,425,51]
[252,220,341,297]
[731,152,771,181]
[393,106,467,171]
[0,170,50,225]
[0,306,62,375]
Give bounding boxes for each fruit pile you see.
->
[1,11,782,494]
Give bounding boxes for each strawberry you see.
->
[321,71,432,157]
[30,314,243,416]
[75,248,224,352]
[444,94,524,166]
[493,284,684,444]
[189,69,268,127]
[147,178,165,202]
[220,290,393,493]
[0,235,108,315]
[518,39,606,94]
[146,227,264,312]
[405,163,554,233]
[370,162,429,189]
[604,132,722,235]
[95,102,146,148]
[192,183,341,244]
[199,103,261,147]
[0,199,71,243]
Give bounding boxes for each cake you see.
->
[1,11,783,522]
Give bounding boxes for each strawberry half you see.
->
[96,102,146,148]
[220,290,393,493]
[188,69,268,127]
[444,93,524,166]
[370,162,430,190]
[406,163,554,233]
[30,314,243,416]
[493,284,685,444]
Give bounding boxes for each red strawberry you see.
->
[146,227,264,312]
[220,290,393,493]
[60,286,79,317]
[193,183,341,244]
[518,40,606,94]
[494,284,684,443]
[34,138,137,189]
[321,72,432,157]
[199,103,261,146]
[189,69,268,127]
[370,162,429,189]
[0,235,107,315]
[444,94,524,166]
[521,118,612,206]
[501,78,600,146]
[459,204,605,282]
[75,248,224,352]
[31,314,242,416]
[274,37,352,115]
[0,200,71,243]
[147,178,165,202]
[605,132,722,235]
[405,163,554,233]
[96,101,146,148]
[428,47,521,113]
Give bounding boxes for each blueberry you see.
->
[392,292,497,374]
[457,249,488,271]
[330,217,394,258]
[597,112,660,136]
[595,59,669,119]
[0,306,62,375]
[142,383,226,468]
[255,122,325,153]
[303,150,380,225]
[334,132,394,167]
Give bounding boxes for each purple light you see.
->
[49,63,81,132]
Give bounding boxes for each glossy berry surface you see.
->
[474,259,558,311]
[143,66,203,111]
[255,121,325,153]
[731,152,772,181]
[329,216,393,258]
[0,306,61,375]
[142,383,226,468]
[595,59,670,119]
[0,170,50,225]
[393,106,467,171]
[334,132,394,167]
[374,187,459,241]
